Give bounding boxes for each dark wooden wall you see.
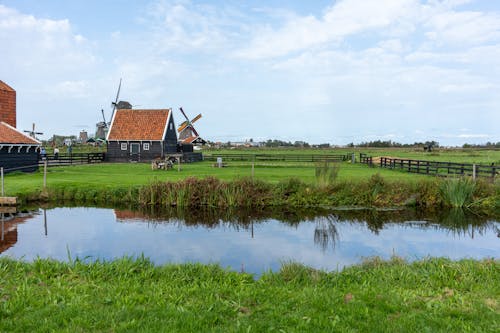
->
[0,147,39,173]
[106,141,168,162]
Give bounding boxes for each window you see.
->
[121,143,127,150]
[170,122,173,130]
[143,143,150,150]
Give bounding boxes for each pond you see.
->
[1,207,498,275]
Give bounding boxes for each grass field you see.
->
[3,161,429,197]
[0,257,498,332]
[3,148,499,211]
[204,147,500,164]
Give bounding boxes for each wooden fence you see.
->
[379,157,497,179]
[359,153,374,167]
[203,153,352,163]
[38,153,106,167]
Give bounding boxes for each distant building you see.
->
[79,130,88,143]
[106,108,178,162]
[0,81,41,173]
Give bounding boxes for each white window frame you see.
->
[120,143,128,150]
[143,142,150,151]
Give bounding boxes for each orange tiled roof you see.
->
[182,136,198,144]
[0,80,15,92]
[0,122,40,144]
[107,109,171,141]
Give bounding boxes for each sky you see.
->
[0,0,499,146]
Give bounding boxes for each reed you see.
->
[315,161,340,187]
[439,177,476,208]
[12,173,499,213]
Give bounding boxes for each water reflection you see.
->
[1,206,498,274]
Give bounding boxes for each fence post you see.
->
[472,164,476,180]
[1,167,3,196]
[351,153,355,164]
[43,160,47,189]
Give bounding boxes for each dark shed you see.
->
[0,121,41,173]
[106,108,177,162]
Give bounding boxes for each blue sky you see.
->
[0,0,499,145]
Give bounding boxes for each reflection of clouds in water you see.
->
[1,208,499,274]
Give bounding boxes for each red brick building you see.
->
[0,80,41,173]
[0,80,16,128]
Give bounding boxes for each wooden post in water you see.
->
[44,208,47,236]
[43,160,47,189]
[1,167,4,196]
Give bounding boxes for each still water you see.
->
[1,207,498,275]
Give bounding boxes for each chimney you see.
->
[0,80,16,128]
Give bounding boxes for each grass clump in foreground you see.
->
[439,177,476,208]
[0,257,498,332]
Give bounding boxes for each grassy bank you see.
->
[0,257,498,332]
[3,162,499,212]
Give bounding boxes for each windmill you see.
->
[177,107,205,144]
[23,123,43,140]
[96,78,132,139]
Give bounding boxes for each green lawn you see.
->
[204,147,500,164]
[3,161,429,197]
[0,257,498,332]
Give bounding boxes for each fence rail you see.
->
[203,153,351,163]
[37,153,105,167]
[359,153,374,167]
[379,157,497,179]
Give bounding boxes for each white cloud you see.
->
[0,5,96,77]
[424,10,500,45]
[42,80,90,99]
[234,0,418,59]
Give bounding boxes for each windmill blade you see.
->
[177,123,189,134]
[177,121,189,133]
[190,114,202,123]
[191,126,199,137]
[114,78,122,106]
[101,109,107,125]
[179,107,190,122]
[110,78,122,122]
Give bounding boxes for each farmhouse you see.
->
[0,80,41,173]
[106,108,178,162]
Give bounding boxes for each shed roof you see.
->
[182,136,198,144]
[0,80,15,92]
[107,109,172,141]
[0,122,40,144]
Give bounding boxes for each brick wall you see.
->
[0,81,16,128]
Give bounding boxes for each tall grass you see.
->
[12,171,498,212]
[315,161,340,187]
[440,177,476,208]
